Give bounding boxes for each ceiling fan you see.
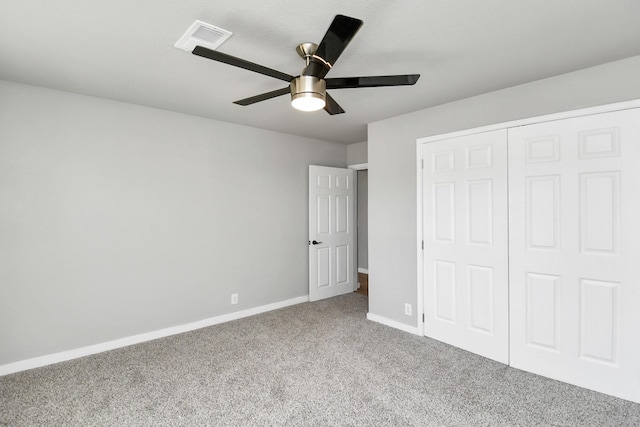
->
[192,14,420,115]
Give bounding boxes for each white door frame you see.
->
[416,98,640,337]
[348,163,368,171]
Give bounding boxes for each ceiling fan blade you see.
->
[324,92,345,115]
[234,87,291,106]
[193,46,294,83]
[304,15,363,79]
[325,74,420,89]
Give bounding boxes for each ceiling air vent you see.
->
[175,20,232,51]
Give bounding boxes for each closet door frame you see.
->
[416,99,640,403]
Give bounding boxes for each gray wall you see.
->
[357,170,368,271]
[346,141,367,165]
[367,55,640,327]
[0,81,346,365]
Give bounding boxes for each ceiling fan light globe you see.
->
[291,93,326,111]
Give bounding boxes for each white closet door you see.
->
[509,108,640,403]
[422,130,509,364]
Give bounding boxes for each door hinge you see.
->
[422,313,425,323]
[421,240,424,250]
[421,158,424,169]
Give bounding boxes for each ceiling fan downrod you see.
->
[291,42,326,111]
[295,42,318,67]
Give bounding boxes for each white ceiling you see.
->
[2,0,640,144]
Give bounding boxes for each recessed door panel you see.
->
[580,279,618,364]
[580,172,619,254]
[468,265,494,334]
[526,176,560,250]
[317,247,330,288]
[434,260,456,323]
[433,183,455,242]
[525,136,560,164]
[433,151,454,172]
[466,145,492,169]
[336,245,349,285]
[335,174,350,189]
[317,175,331,188]
[467,180,492,245]
[579,128,620,159]
[316,195,331,235]
[336,195,349,234]
[526,273,559,351]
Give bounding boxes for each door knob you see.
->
[311,240,322,245]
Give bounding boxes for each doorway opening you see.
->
[350,164,368,296]
[308,163,367,302]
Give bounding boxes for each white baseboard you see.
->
[0,295,309,377]
[357,268,369,274]
[366,312,420,335]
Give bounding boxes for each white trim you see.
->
[0,295,309,377]
[417,99,640,146]
[415,98,640,343]
[348,162,368,170]
[357,268,369,274]
[353,168,359,291]
[416,140,425,336]
[367,313,420,335]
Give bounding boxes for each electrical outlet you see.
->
[404,303,412,316]
[231,293,238,305]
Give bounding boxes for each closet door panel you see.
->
[508,108,640,403]
[422,130,509,364]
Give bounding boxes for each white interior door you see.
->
[508,108,640,403]
[309,165,356,302]
[422,130,509,364]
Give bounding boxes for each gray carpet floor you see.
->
[1,293,639,426]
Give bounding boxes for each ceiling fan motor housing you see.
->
[290,75,326,111]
